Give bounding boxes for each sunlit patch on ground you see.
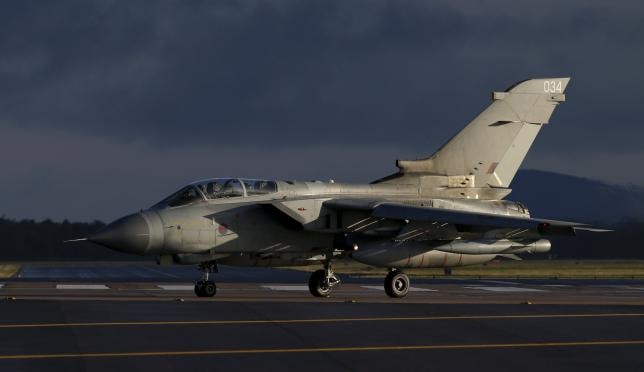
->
[0,264,20,278]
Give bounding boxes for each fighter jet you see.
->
[86,77,602,298]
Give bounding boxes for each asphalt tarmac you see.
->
[1,263,644,371]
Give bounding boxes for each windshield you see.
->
[155,186,204,208]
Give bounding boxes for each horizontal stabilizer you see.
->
[324,198,608,237]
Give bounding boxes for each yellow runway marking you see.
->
[1,340,644,360]
[1,313,643,329]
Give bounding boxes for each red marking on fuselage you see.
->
[419,253,425,268]
[218,224,229,235]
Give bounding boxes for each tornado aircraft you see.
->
[86,77,601,298]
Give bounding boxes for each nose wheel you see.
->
[195,280,217,297]
[308,261,340,297]
[195,261,217,298]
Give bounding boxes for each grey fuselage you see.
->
[95,177,534,270]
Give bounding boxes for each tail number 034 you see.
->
[543,80,563,93]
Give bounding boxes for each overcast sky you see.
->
[1,0,643,221]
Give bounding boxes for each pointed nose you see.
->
[90,213,150,255]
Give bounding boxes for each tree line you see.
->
[0,218,139,260]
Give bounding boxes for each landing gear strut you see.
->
[195,261,217,297]
[384,269,410,298]
[308,261,340,297]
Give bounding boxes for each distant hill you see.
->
[510,170,644,223]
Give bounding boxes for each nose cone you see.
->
[90,213,150,255]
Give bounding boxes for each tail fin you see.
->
[395,78,569,188]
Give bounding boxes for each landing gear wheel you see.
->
[384,270,410,298]
[195,261,218,297]
[308,269,333,297]
[194,280,217,297]
[194,280,205,297]
[202,280,217,297]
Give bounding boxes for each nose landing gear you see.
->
[195,261,217,297]
[308,261,340,297]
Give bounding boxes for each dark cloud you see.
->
[0,0,643,220]
[2,1,642,147]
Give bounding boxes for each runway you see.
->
[4,262,644,304]
[2,263,644,371]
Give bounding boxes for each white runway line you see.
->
[481,280,521,285]
[542,284,573,288]
[464,286,545,293]
[361,285,437,292]
[157,285,194,291]
[261,285,309,291]
[610,285,644,291]
[56,284,109,290]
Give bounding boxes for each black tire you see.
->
[308,269,332,297]
[194,280,205,297]
[203,281,217,297]
[384,270,410,298]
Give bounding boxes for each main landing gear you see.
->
[195,261,217,297]
[384,269,410,298]
[308,261,341,297]
[306,263,410,299]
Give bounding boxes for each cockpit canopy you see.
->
[153,178,278,208]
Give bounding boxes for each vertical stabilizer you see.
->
[395,78,569,188]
